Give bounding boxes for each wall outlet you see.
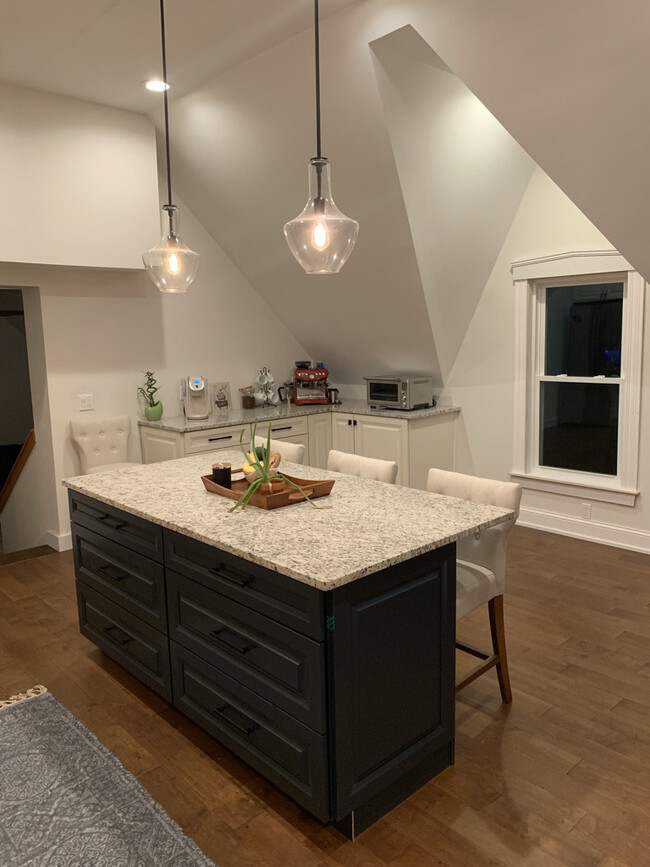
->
[580,502,592,520]
[78,394,94,411]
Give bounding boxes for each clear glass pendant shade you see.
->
[143,205,200,293]
[284,158,359,274]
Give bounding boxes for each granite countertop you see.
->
[63,450,511,591]
[137,399,460,433]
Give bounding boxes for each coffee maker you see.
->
[181,375,210,419]
[293,364,329,405]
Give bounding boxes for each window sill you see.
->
[509,472,638,506]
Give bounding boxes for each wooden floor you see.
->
[1,527,649,866]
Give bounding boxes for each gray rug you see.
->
[0,687,216,866]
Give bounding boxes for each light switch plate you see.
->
[210,381,231,411]
[78,394,94,411]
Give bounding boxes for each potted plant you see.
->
[229,423,331,512]
[138,370,163,421]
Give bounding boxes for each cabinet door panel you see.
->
[184,424,249,455]
[171,643,329,821]
[307,413,332,469]
[164,530,325,640]
[72,524,166,630]
[139,427,184,464]
[76,582,171,700]
[329,545,455,819]
[354,417,408,486]
[167,570,326,731]
[330,413,355,454]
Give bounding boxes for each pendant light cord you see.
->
[159,0,174,212]
[314,0,321,160]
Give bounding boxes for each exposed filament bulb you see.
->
[167,252,180,273]
[313,218,329,251]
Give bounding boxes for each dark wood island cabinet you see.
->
[65,454,511,837]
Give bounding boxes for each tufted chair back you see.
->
[70,416,134,474]
[327,449,398,484]
[254,436,306,465]
[426,468,521,585]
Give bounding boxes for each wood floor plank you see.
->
[2,530,650,865]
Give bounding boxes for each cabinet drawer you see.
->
[167,570,325,732]
[164,530,324,640]
[69,491,163,563]
[76,582,171,701]
[184,424,248,455]
[171,642,329,821]
[72,524,166,631]
[261,416,309,438]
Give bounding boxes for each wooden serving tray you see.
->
[201,473,335,510]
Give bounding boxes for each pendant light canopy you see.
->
[143,0,199,293]
[284,0,358,274]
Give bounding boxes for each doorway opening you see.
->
[0,288,35,552]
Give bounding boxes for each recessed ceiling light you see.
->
[145,79,169,92]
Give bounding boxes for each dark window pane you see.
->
[545,283,623,377]
[540,382,618,475]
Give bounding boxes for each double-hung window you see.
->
[512,252,644,505]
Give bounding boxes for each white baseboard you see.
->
[518,506,650,555]
[46,530,72,552]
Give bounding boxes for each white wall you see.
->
[0,187,310,553]
[0,82,159,269]
[441,168,650,549]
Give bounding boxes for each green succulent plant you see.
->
[228,423,331,512]
[137,370,160,407]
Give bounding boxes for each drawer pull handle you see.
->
[104,624,133,646]
[99,564,128,582]
[208,435,233,442]
[96,515,126,530]
[212,703,259,736]
[211,628,256,655]
[208,565,253,588]
[271,426,292,432]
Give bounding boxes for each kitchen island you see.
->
[64,452,512,838]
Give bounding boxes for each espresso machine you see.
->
[293,364,329,405]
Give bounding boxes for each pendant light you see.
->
[283,0,358,274]
[143,0,199,293]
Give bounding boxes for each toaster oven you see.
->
[364,375,434,411]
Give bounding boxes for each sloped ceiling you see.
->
[168,5,441,384]
[2,0,648,382]
[370,25,534,382]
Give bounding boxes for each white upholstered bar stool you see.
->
[426,468,522,703]
[327,449,398,484]
[254,436,306,465]
[70,416,139,474]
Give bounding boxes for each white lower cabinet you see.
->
[140,423,249,464]
[140,409,457,488]
[331,414,408,485]
[330,412,455,489]
[308,413,333,469]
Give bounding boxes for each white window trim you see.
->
[511,250,644,506]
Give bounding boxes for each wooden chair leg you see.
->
[488,595,512,703]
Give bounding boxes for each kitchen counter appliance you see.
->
[294,365,329,405]
[365,375,434,410]
[181,375,210,419]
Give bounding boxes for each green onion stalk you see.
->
[228,423,331,512]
